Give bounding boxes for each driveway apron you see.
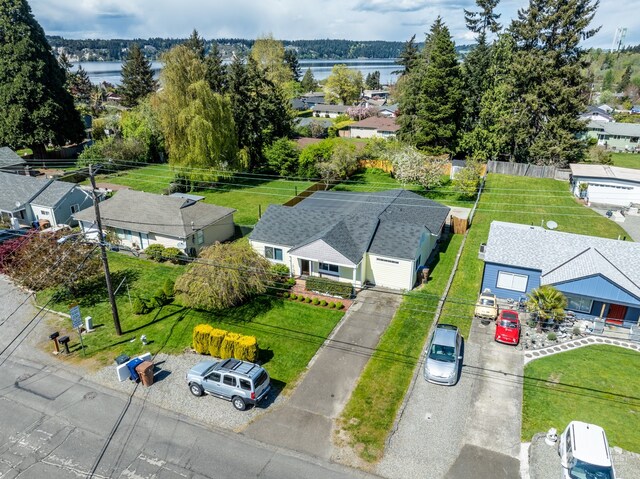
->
[244,288,402,460]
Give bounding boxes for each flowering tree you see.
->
[388,145,447,189]
[346,104,378,120]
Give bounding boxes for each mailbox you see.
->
[58,335,70,354]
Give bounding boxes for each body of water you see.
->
[75,58,399,87]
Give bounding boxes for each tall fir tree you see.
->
[284,49,301,82]
[618,65,632,93]
[70,66,92,104]
[365,71,381,89]
[205,42,227,94]
[0,0,84,156]
[300,68,317,92]
[184,29,205,60]
[120,43,156,108]
[398,17,463,153]
[393,34,419,76]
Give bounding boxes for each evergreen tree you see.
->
[602,69,614,91]
[205,42,226,93]
[184,29,205,60]
[618,65,632,92]
[284,49,301,82]
[70,66,93,103]
[393,34,419,75]
[463,0,501,35]
[300,68,317,92]
[120,43,156,108]
[365,71,381,89]
[398,17,462,153]
[0,0,84,156]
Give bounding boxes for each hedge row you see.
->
[305,277,353,298]
[192,324,258,362]
[283,292,344,309]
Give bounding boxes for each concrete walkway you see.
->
[244,288,402,460]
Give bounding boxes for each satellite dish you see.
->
[15,201,21,207]
[546,221,558,230]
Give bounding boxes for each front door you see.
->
[301,259,310,276]
[606,304,627,326]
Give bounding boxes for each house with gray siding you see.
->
[74,189,236,256]
[584,121,640,151]
[569,163,640,207]
[312,103,350,118]
[480,221,640,327]
[250,190,450,291]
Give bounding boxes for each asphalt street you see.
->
[0,276,377,479]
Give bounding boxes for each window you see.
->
[319,262,339,275]
[116,228,125,240]
[376,257,399,264]
[239,379,251,391]
[565,294,593,313]
[496,271,528,292]
[222,375,236,387]
[40,210,49,216]
[196,229,204,245]
[264,246,283,261]
[207,372,221,382]
[124,230,132,241]
[70,204,79,214]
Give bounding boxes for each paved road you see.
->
[245,289,402,461]
[0,276,377,479]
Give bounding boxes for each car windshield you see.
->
[499,320,518,329]
[502,312,518,320]
[429,344,456,362]
[479,298,495,306]
[569,460,614,479]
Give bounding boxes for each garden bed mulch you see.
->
[290,279,354,310]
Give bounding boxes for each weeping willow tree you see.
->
[156,45,237,183]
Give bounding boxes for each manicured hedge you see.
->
[306,277,353,298]
[192,324,258,362]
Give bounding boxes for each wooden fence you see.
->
[487,160,570,180]
[282,181,330,207]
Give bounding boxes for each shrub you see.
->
[153,289,169,307]
[572,326,581,336]
[193,324,214,354]
[162,279,175,298]
[329,302,336,309]
[145,244,166,261]
[312,298,319,305]
[547,332,557,341]
[234,335,258,362]
[298,295,306,302]
[163,247,183,264]
[283,292,290,298]
[286,278,296,287]
[132,297,149,315]
[336,302,344,310]
[220,332,242,359]
[305,297,312,303]
[290,293,297,300]
[320,300,327,306]
[305,277,353,298]
[208,328,227,357]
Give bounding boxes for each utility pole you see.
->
[88,165,122,336]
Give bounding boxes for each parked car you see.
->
[186,358,271,411]
[474,290,498,322]
[558,421,616,479]
[495,310,521,345]
[424,324,463,386]
[0,228,30,244]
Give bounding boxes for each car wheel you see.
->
[232,396,246,411]
[189,383,203,397]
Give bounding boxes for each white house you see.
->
[249,190,450,291]
[0,171,93,228]
[569,164,640,207]
[311,103,350,118]
[74,189,236,256]
[579,106,614,123]
[349,116,400,139]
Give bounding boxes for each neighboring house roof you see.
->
[251,189,450,262]
[569,164,640,184]
[483,221,640,299]
[0,147,26,169]
[586,121,640,137]
[350,116,400,132]
[290,98,306,110]
[379,103,399,112]
[74,189,236,239]
[580,106,614,122]
[598,104,613,113]
[311,103,350,113]
[295,117,333,128]
[301,91,325,98]
[0,171,76,212]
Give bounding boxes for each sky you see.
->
[30,0,639,49]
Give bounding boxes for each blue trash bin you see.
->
[127,358,144,381]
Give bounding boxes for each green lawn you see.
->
[439,174,630,338]
[91,164,313,225]
[37,253,343,389]
[611,152,640,169]
[522,345,640,452]
[339,233,464,462]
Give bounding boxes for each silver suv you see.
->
[424,324,463,386]
[186,358,271,410]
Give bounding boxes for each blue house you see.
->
[480,221,640,328]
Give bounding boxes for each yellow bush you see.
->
[208,328,227,357]
[234,335,258,362]
[192,324,213,354]
[219,332,241,359]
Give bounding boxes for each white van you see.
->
[558,421,616,479]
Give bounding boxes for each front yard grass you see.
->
[439,174,630,338]
[522,345,640,452]
[90,164,313,225]
[37,253,343,389]
[339,233,463,462]
[611,152,640,169]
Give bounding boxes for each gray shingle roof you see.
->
[569,164,640,183]
[251,189,450,262]
[311,104,350,113]
[484,221,640,298]
[0,147,26,169]
[0,172,75,212]
[587,121,640,137]
[73,189,236,239]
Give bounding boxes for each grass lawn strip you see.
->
[522,345,640,452]
[339,233,464,462]
[37,253,343,389]
[610,152,640,169]
[439,174,629,338]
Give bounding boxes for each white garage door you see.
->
[366,255,414,290]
